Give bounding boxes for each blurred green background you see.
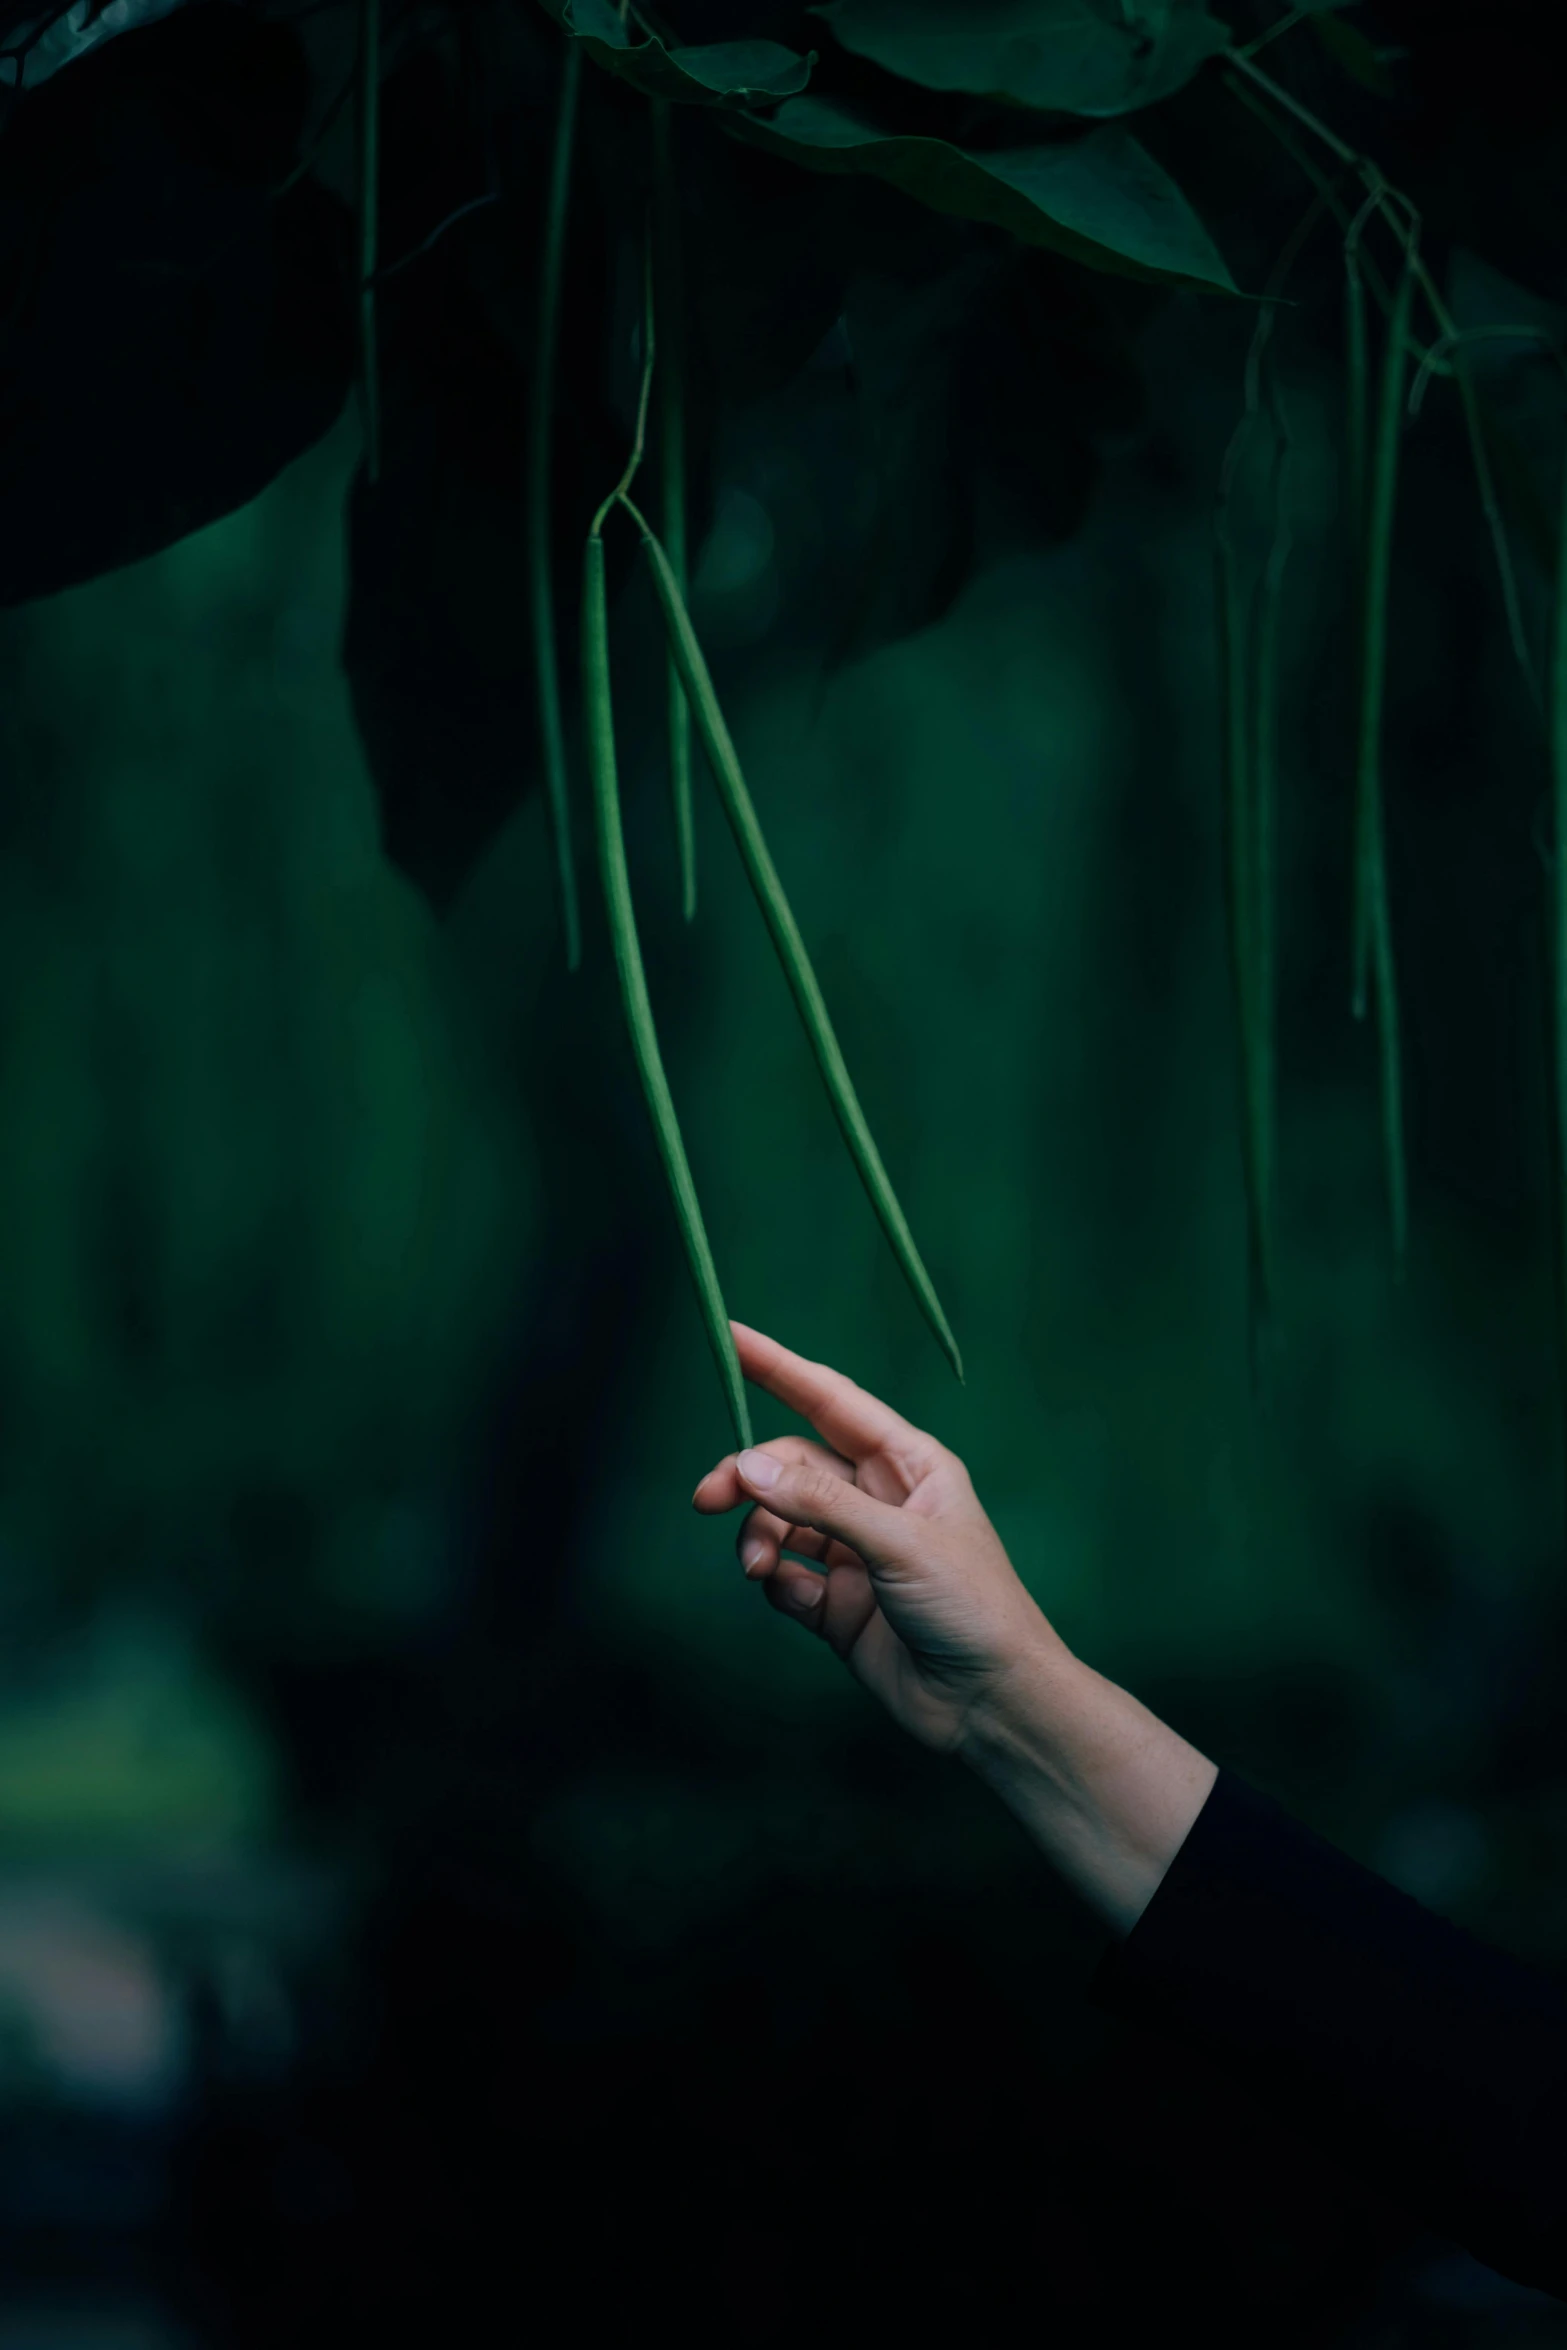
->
[2,243,1567,2341]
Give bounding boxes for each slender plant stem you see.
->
[581,234,751,1443]
[581,535,753,1451]
[529,37,585,974]
[1549,431,1567,1549]
[1234,3,1314,61]
[652,98,697,922]
[1343,211,1370,556]
[1226,44,1355,167]
[1353,243,1416,1276]
[1445,343,1540,708]
[1351,234,1412,1015]
[1216,207,1316,1397]
[627,500,965,1386]
[1250,381,1292,1354]
[1409,324,1567,422]
[1225,72,1404,332]
[1229,49,1540,706]
[592,227,657,536]
[1216,429,1263,1387]
[357,0,381,485]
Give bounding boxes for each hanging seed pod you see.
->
[1448,343,1538,705]
[632,512,963,1386]
[1231,390,1296,1391]
[1251,390,1292,1270]
[652,99,697,924]
[1343,229,1369,636]
[528,39,586,974]
[1353,236,1416,1277]
[357,0,381,486]
[1215,426,1269,1388]
[581,531,752,1450]
[1548,422,1567,1538]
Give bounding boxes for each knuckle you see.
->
[794,1466,830,1512]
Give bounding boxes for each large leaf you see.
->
[0,6,353,607]
[678,114,853,405]
[730,95,1235,290]
[539,0,813,106]
[1,0,192,88]
[813,0,1229,118]
[813,241,1146,666]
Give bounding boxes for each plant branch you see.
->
[1228,46,1540,704]
[591,224,657,538]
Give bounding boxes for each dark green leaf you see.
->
[729,95,1235,290]
[813,0,1228,119]
[541,0,813,107]
[815,244,1144,666]
[0,9,353,606]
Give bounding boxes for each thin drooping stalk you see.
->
[1343,230,1369,575]
[652,98,697,923]
[1353,241,1416,1276]
[580,231,751,1444]
[1215,222,1311,1400]
[1409,324,1567,420]
[1343,202,1374,1010]
[1230,52,1539,709]
[629,505,964,1387]
[1225,72,1403,335]
[592,224,657,538]
[1351,234,1411,1020]
[1446,343,1540,713]
[357,0,381,485]
[1215,427,1268,1394]
[1249,384,1293,1360]
[582,535,752,1450]
[1366,812,1410,1281]
[1548,426,1567,1547]
[529,39,585,974]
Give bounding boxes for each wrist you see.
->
[960,1639,1219,1938]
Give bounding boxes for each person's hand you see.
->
[691,1321,1074,1758]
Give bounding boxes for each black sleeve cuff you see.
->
[1085,1767,1567,2298]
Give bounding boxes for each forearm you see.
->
[959,1642,1220,1939]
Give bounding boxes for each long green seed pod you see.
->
[1249,398,1293,1344]
[1366,824,1410,1280]
[651,99,697,924]
[581,533,752,1449]
[1448,341,1539,710]
[633,514,963,1386]
[1343,236,1368,598]
[1547,411,1567,1539]
[357,0,381,486]
[1216,436,1266,1391]
[528,39,585,974]
[1345,195,1386,1021]
[1354,243,1416,1277]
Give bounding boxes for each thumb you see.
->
[735,1447,921,1575]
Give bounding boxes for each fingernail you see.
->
[740,1537,767,1576]
[737,1447,780,1491]
[791,1577,823,1611]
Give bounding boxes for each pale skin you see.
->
[692,1321,1220,1939]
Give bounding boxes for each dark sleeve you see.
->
[1085,1766,1567,2299]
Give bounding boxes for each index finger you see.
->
[727,1320,939,1478]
